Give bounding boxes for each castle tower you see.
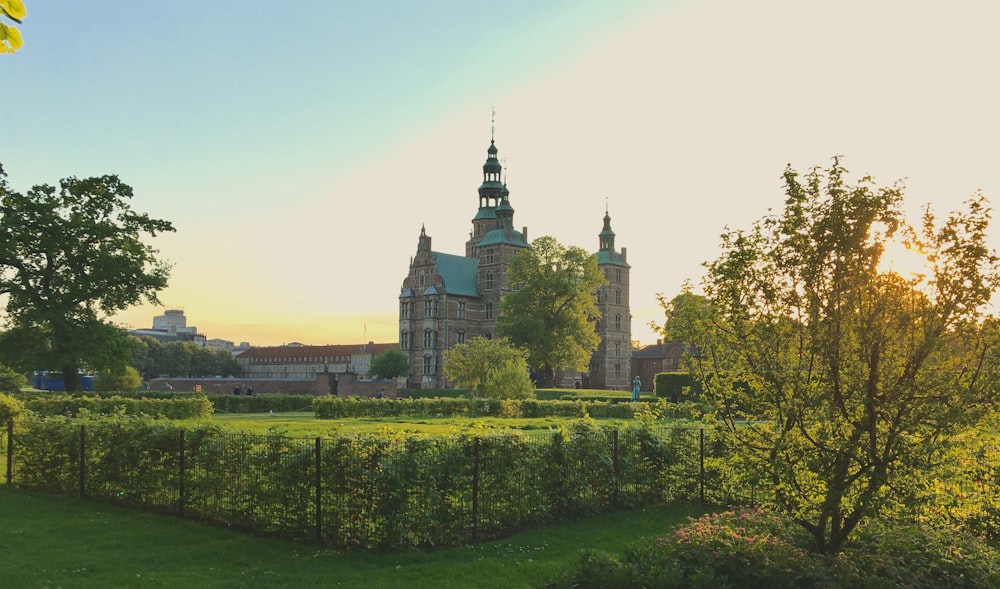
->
[590,207,632,389]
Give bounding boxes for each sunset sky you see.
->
[5,1,999,347]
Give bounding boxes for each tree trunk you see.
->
[61,365,81,392]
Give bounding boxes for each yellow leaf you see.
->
[0,0,27,22]
[0,22,22,53]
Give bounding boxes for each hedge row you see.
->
[23,395,213,420]
[6,416,747,551]
[14,390,316,414]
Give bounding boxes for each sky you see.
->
[4,1,1000,347]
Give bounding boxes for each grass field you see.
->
[0,486,704,588]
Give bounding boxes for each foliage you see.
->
[498,236,606,387]
[23,395,213,419]
[0,0,24,53]
[0,165,175,391]
[443,336,534,399]
[0,391,22,423]
[128,339,238,379]
[653,371,699,401]
[311,395,666,419]
[550,509,1000,588]
[370,347,409,379]
[667,158,1000,553]
[0,362,26,391]
[93,365,142,392]
[8,417,719,551]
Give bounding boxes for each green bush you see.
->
[0,392,24,423]
[549,509,1000,588]
[0,364,28,392]
[23,395,213,419]
[654,371,700,401]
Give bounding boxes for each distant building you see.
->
[153,309,197,335]
[399,134,632,390]
[235,342,397,380]
[630,340,688,392]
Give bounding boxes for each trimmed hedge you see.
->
[8,416,733,551]
[312,396,659,419]
[23,395,213,419]
[313,396,705,421]
[654,371,700,401]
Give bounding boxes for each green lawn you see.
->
[0,486,704,588]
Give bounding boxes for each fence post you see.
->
[79,424,86,498]
[699,428,705,505]
[315,437,322,543]
[471,437,481,543]
[6,420,13,485]
[612,429,620,507]
[178,430,186,517]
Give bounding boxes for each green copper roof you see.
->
[432,252,479,297]
[478,227,528,247]
[596,250,630,267]
[473,207,496,221]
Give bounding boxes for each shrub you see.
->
[0,392,24,423]
[549,509,1000,589]
[0,364,28,392]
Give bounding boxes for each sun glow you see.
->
[879,237,932,282]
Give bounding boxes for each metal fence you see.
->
[2,420,767,550]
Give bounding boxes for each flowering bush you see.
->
[549,509,1000,588]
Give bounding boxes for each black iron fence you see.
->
[2,419,767,550]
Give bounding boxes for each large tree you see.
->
[370,348,409,379]
[0,165,175,391]
[443,336,534,399]
[497,236,606,387]
[668,158,1000,554]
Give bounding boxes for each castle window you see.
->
[614,364,622,379]
[616,268,622,282]
[424,329,434,348]
[424,299,436,318]
[401,330,410,350]
[616,289,622,305]
[486,248,494,264]
[615,314,622,330]
[457,300,466,319]
[615,342,621,357]
[457,331,465,344]
[485,271,494,290]
[485,302,493,320]
[423,355,433,375]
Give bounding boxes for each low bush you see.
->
[23,395,213,420]
[311,396,658,420]
[549,509,1000,588]
[0,392,24,423]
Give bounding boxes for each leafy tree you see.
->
[370,348,409,379]
[0,0,25,53]
[498,236,606,387]
[0,362,26,392]
[0,392,22,423]
[93,365,142,392]
[0,165,175,390]
[443,336,534,399]
[668,158,1000,554]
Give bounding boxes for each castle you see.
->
[399,135,631,390]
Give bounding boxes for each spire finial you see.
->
[605,196,609,215]
[491,106,496,142]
